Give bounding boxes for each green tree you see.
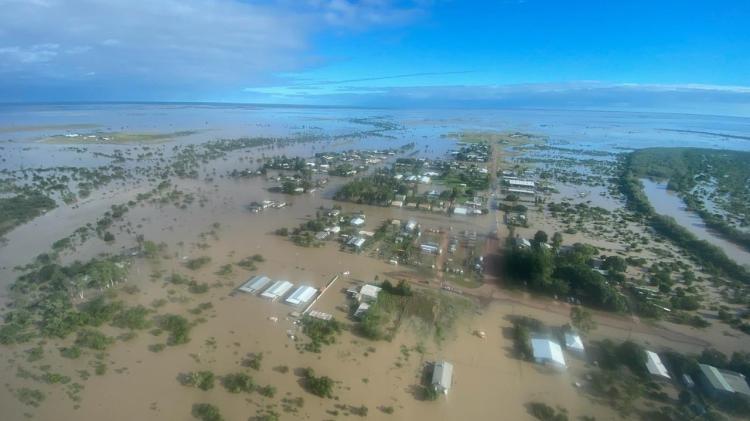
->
[570,306,597,333]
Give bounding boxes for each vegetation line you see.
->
[618,151,750,284]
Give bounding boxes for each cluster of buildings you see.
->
[347,283,382,319]
[238,275,318,307]
[312,148,399,176]
[451,142,490,162]
[501,171,538,202]
[247,200,287,213]
[529,329,586,370]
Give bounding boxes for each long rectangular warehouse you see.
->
[285,285,318,306]
[260,280,294,301]
[238,275,272,294]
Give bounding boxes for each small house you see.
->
[531,337,566,369]
[431,361,454,395]
[563,331,585,355]
[359,284,382,303]
[347,236,366,250]
[353,302,370,319]
[645,351,670,380]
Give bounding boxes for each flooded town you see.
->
[0,104,748,421]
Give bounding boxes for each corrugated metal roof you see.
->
[285,285,317,305]
[432,361,453,391]
[700,364,734,393]
[564,332,585,352]
[531,338,566,367]
[238,275,272,294]
[260,280,294,300]
[645,351,670,379]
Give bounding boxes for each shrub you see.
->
[112,306,152,330]
[192,403,223,421]
[303,368,334,398]
[75,329,113,350]
[185,256,211,270]
[59,346,82,359]
[527,402,569,421]
[160,314,191,345]
[257,385,277,398]
[222,372,255,393]
[181,371,216,391]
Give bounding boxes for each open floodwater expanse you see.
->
[1,103,750,421]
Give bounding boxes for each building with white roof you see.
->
[238,275,272,294]
[645,350,670,380]
[353,302,370,319]
[359,284,382,303]
[260,280,294,301]
[431,361,454,394]
[350,217,365,226]
[564,331,585,355]
[507,188,536,196]
[420,242,441,255]
[285,285,317,306]
[507,179,536,188]
[531,337,566,369]
[347,236,366,249]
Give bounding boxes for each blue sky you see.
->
[1,0,749,114]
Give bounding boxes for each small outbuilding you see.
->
[531,337,566,369]
[353,302,370,319]
[359,284,382,303]
[563,331,585,355]
[431,361,454,395]
[347,236,366,250]
[645,350,671,380]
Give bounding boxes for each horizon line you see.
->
[1,101,748,120]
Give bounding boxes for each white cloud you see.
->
[0,0,427,97]
[0,43,59,63]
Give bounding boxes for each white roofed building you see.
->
[238,275,272,294]
[564,331,585,355]
[431,361,454,394]
[260,280,294,301]
[531,337,566,369]
[507,179,536,188]
[645,350,671,380]
[285,285,317,306]
[359,284,382,303]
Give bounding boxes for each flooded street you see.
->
[2,104,750,421]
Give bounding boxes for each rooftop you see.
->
[531,337,566,368]
[563,331,585,353]
[645,351,670,379]
[700,364,750,397]
[432,361,454,392]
